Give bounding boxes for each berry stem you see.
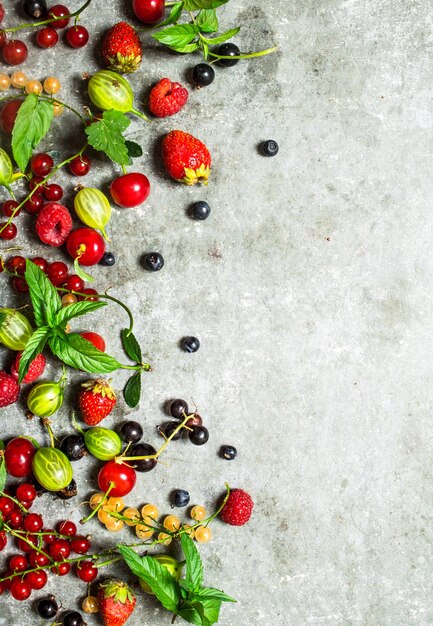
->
[80,482,114,525]
[208,46,278,61]
[120,413,190,462]
[38,95,87,124]
[1,0,93,34]
[131,108,151,122]
[0,491,29,514]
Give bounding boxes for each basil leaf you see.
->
[25,259,61,327]
[12,94,54,172]
[194,587,236,603]
[48,331,121,373]
[181,534,203,591]
[196,9,218,32]
[183,0,228,9]
[0,458,6,492]
[55,300,106,326]
[125,140,143,159]
[152,24,200,49]
[157,1,184,27]
[123,372,141,408]
[203,27,240,45]
[120,329,142,362]
[17,326,49,384]
[119,546,180,612]
[85,110,130,166]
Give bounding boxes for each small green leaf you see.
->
[194,587,236,603]
[25,260,61,327]
[196,9,218,32]
[178,603,204,626]
[17,326,49,384]
[0,458,6,492]
[181,534,203,591]
[123,372,141,408]
[170,42,200,53]
[85,110,131,166]
[125,140,143,159]
[48,331,121,373]
[183,0,228,9]
[193,599,221,625]
[157,1,184,27]
[152,24,200,49]
[203,27,240,45]
[120,329,142,362]
[55,300,106,326]
[12,94,54,172]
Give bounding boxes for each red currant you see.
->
[79,331,105,351]
[2,40,28,65]
[42,529,56,545]
[23,513,43,533]
[9,555,28,572]
[8,510,23,529]
[25,569,48,590]
[0,31,5,49]
[76,560,98,583]
[32,256,48,273]
[10,577,31,600]
[29,176,48,191]
[2,199,20,217]
[5,438,36,477]
[24,192,44,214]
[66,25,89,48]
[31,153,54,177]
[0,497,13,517]
[0,99,22,133]
[132,0,165,24]
[0,222,17,240]
[110,173,151,208]
[70,536,91,554]
[19,500,33,510]
[43,183,63,201]
[17,533,38,552]
[16,484,37,503]
[63,274,84,292]
[7,255,26,275]
[48,4,70,28]
[47,261,68,286]
[51,561,71,576]
[29,550,50,568]
[12,276,29,293]
[56,520,77,537]
[49,538,70,560]
[0,5,5,23]
[36,26,59,48]
[69,154,91,176]
[77,288,99,302]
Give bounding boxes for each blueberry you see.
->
[189,425,209,446]
[170,398,189,419]
[192,63,215,87]
[261,140,279,157]
[143,252,164,272]
[181,336,200,353]
[172,489,190,507]
[216,43,240,67]
[129,443,157,472]
[220,445,237,460]
[36,596,58,619]
[99,251,115,266]
[118,420,143,444]
[190,201,211,220]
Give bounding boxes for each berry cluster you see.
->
[160,398,210,445]
[0,71,61,96]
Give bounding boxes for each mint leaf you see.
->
[125,140,143,159]
[193,599,221,624]
[203,27,240,45]
[152,24,199,50]
[48,330,121,373]
[85,110,130,166]
[123,372,141,408]
[178,603,204,626]
[120,329,142,362]
[17,326,49,384]
[171,42,200,53]
[12,94,54,172]
[194,587,236,603]
[157,1,184,26]
[25,260,61,327]
[0,457,6,492]
[181,533,203,591]
[119,546,180,612]
[196,9,218,32]
[55,300,106,326]
[183,0,228,9]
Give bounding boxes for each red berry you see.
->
[11,351,46,384]
[51,561,70,576]
[19,500,33,510]
[66,24,89,48]
[23,513,43,533]
[77,288,99,301]
[11,276,28,293]
[47,261,68,286]
[132,0,165,24]
[79,332,105,352]
[76,560,98,582]
[0,531,7,551]
[148,78,188,118]
[29,550,50,567]
[98,460,136,497]
[10,577,31,600]
[24,192,44,214]
[25,569,47,590]
[49,538,70,560]
[43,530,56,545]
[7,255,26,275]
[56,520,77,537]
[219,488,254,526]
[29,176,47,191]
[110,173,150,208]
[8,510,23,529]
[70,536,91,554]
[48,4,70,28]
[0,99,22,133]
[2,200,20,217]
[31,153,54,177]
[17,533,38,552]
[43,183,63,201]
[0,4,5,22]
[69,154,91,176]
[66,228,105,266]
[0,222,17,240]
[9,555,28,572]
[35,203,73,247]
[31,256,48,273]
[63,274,84,292]
[0,496,14,516]
[16,484,37,503]
[0,370,20,407]
[4,438,36,477]
[36,26,59,48]
[2,40,28,65]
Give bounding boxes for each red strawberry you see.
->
[98,578,136,626]
[101,22,142,74]
[162,130,211,185]
[35,203,72,247]
[11,351,46,383]
[0,370,20,407]
[220,489,254,526]
[149,78,188,118]
[78,379,116,425]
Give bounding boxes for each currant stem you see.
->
[0,491,29,514]
[208,46,278,61]
[120,413,190,463]
[80,482,114,525]
[2,0,93,34]
[38,95,87,124]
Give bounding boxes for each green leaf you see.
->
[0,458,6,493]
[171,42,200,53]
[157,1,184,27]
[17,326,49,384]
[196,9,218,32]
[55,300,106,326]
[25,259,61,327]
[203,27,240,45]
[183,0,228,9]
[119,546,181,612]
[85,110,131,166]
[181,533,203,591]
[123,372,141,408]
[194,599,221,624]
[178,603,205,626]
[152,24,200,49]
[12,94,54,172]
[48,330,121,373]
[194,587,236,603]
[120,329,142,362]
[125,140,143,159]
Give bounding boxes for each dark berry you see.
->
[261,140,279,157]
[60,434,86,461]
[189,425,209,445]
[62,610,85,626]
[190,200,210,220]
[216,42,240,66]
[185,413,202,428]
[172,489,190,507]
[220,444,237,460]
[129,443,157,472]
[161,421,182,440]
[143,252,164,272]
[22,0,48,19]
[181,336,200,353]
[118,420,143,444]
[99,251,115,266]
[170,398,189,419]
[55,478,77,499]
[192,63,215,87]
[36,596,58,619]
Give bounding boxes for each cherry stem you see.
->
[2,0,93,34]
[80,482,114,525]
[120,413,190,462]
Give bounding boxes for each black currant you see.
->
[172,489,190,507]
[143,252,164,272]
[190,201,211,220]
[192,63,215,87]
[62,611,85,626]
[170,398,189,419]
[36,596,58,619]
[55,478,77,500]
[220,444,237,460]
[60,434,86,461]
[216,42,240,67]
[161,421,182,440]
[261,140,279,157]
[129,443,157,472]
[189,425,209,445]
[99,251,115,266]
[181,336,200,353]
[118,420,143,443]
[22,0,48,19]
[185,413,203,428]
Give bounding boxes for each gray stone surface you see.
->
[1,0,432,624]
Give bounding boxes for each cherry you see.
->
[44,183,63,201]
[63,274,84,292]
[29,550,50,567]
[109,173,151,208]
[56,520,77,536]
[0,222,17,239]
[24,192,44,214]
[47,261,68,286]
[5,438,36,477]
[79,331,105,351]
[49,538,70,560]
[70,536,91,554]
[2,200,20,217]
[36,26,59,48]
[8,510,23,529]
[77,288,99,301]
[9,555,28,572]
[48,4,70,28]
[31,153,54,177]
[66,25,89,48]
[16,483,36,503]
[0,99,22,133]
[66,228,105,266]
[51,561,70,576]
[10,578,31,600]
[2,40,28,65]
[25,569,48,590]
[32,256,48,273]
[7,255,26,275]
[98,460,137,497]
[76,560,98,582]
[132,0,165,24]
[12,276,28,293]
[69,154,91,176]
[23,513,43,533]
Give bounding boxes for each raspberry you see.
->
[0,370,20,407]
[148,78,188,118]
[35,202,72,247]
[11,352,46,383]
[220,489,254,526]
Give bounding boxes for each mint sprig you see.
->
[12,94,54,172]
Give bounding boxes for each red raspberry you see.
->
[11,352,46,383]
[148,78,188,118]
[220,489,254,526]
[35,202,72,247]
[0,370,20,408]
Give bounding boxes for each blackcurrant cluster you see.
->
[161,398,210,446]
[191,43,241,88]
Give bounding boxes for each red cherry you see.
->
[16,484,36,503]
[79,331,105,352]
[0,222,17,240]
[8,510,23,529]
[25,569,47,590]
[31,257,48,273]
[2,40,28,65]
[2,200,20,217]
[43,183,63,201]
[11,276,28,293]
[24,192,44,214]
[7,255,26,275]
[9,555,28,572]
[109,173,151,208]
[66,24,89,48]
[51,561,71,576]
[77,288,99,302]
[36,26,59,48]
[47,261,68,286]
[5,438,36,477]
[17,533,38,552]
[70,536,91,554]
[56,520,76,537]
[23,513,43,533]
[76,560,98,582]
[132,0,165,24]
[66,228,105,266]
[98,460,136,497]
[31,153,54,177]
[10,577,31,600]
[29,551,50,568]
[49,538,70,560]
[63,274,84,292]
[0,99,22,133]
[69,154,91,176]
[48,4,70,28]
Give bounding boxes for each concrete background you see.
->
[1,0,432,624]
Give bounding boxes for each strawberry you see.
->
[98,578,136,626]
[220,489,254,526]
[0,370,20,407]
[162,130,211,185]
[11,351,46,383]
[78,379,116,425]
[101,22,142,74]
[148,78,188,118]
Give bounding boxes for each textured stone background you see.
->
[1,0,433,624]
